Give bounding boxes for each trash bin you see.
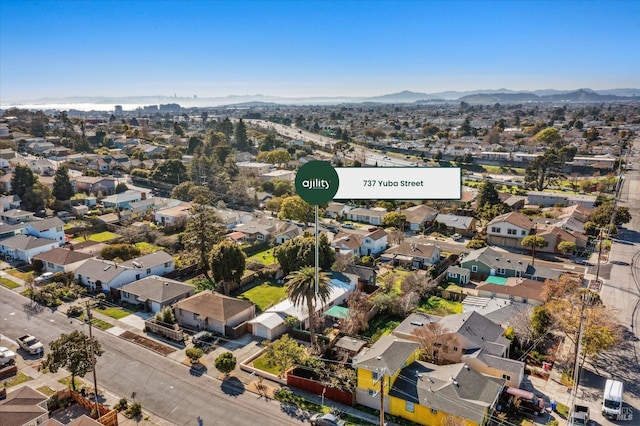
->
[551,400,557,412]
[543,362,552,371]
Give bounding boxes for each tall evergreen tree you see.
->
[209,240,246,295]
[234,119,249,151]
[52,164,74,201]
[219,118,234,143]
[11,164,37,200]
[183,201,222,282]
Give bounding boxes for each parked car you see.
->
[34,272,55,284]
[452,233,462,241]
[309,413,345,426]
[341,223,354,229]
[17,335,44,355]
[0,347,17,367]
[569,404,590,425]
[192,331,217,348]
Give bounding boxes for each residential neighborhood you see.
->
[0,98,638,426]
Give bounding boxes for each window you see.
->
[430,408,437,414]
[146,268,151,274]
[193,313,197,320]
[368,389,377,397]
[448,272,458,278]
[521,230,527,236]
[491,292,497,297]
[491,226,501,233]
[523,298,528,304]
[122,291,129,298]
[502,374,511,381]
[136,274,141,280]
[372,371,379,380]
[453,346,458,352]
[164,262,172,267]
[471,265,478,272]
[405,401,415,413]
[497,268,506,275]
[47,262,54,268]
[56,226,63,232]
[507,228,517,235]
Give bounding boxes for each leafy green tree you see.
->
[234,119,249,151]
[589,202,631,227]
[150,159,188,185]
[101,244,142,261]
[23,182,51,212]
[333,140,354,157]
[530,306,551,338]
[466,239,487,249]
[11,164,37,200]
[186,347,204,364]
[382,211,406,228]
[534,127,562,146]
[171,181,195,201]
[262,334,307,377]
[115,182,129,194]
[285,266,332,347]
[187,136,203,154]
[52,164,74,201]
[42,330,103,391]
[214,351,237,378]
[277,196,314,225]
[183,203,222,282]
[154,306,176,324]
[209,240,246,295]
[557,241,577,256]
[275,233,335,275]
[256,149,291,167]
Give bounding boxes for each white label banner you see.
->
[334,167,461,200]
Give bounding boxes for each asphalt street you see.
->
[0,288,304,426]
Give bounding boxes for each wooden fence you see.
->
[145,320,185,342]
[49,388,118,426]
[286,367,355,406]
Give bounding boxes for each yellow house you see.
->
[353,335,504,426]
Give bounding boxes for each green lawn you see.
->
[238,281,286,312]
[5,372,32,387]
[135,242,164,255]
[73,231,120,242]
[0,277,21,289]
[417,296,463,316]
[58,376,87,390]
[79,312,114,330]
[36,385,57,397]
[246,248,277,265]
[252,354,282,376]
[364,314,403,339]
[5,269,35,281]
[95,306,132,319]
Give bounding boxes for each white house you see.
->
[249,273,357,340]
[24,217,66,242]
[32,247,93,274]
[0,235,60,263]
[486,212,533,248]
[346,207,387,225]
[154,202,192,227]
[74,250,175,292]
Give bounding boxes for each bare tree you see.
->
[412,322,451,363]
[339,290,372,335]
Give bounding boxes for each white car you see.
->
[452,233,462,241]
[0,347,17,366]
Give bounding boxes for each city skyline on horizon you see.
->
[1,0,639,102]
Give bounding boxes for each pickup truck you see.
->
[569,404,590,426]
[0,346,16,366]
[17,335,44,355]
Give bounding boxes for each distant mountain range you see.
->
[3,88,639,109]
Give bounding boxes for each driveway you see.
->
[118,311,153,329]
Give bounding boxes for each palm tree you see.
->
[285,266,332,348]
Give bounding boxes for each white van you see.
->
[602,379,623,418]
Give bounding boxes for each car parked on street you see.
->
[309,413,345,426]
[0,347,17,366]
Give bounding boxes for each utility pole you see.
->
[531,223,538,266]
[86,301,100,418]
[373,368,386,426]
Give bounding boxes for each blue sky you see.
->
[1,0,638,101]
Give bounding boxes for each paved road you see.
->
[571,138,640,424]
[0,288,304,426]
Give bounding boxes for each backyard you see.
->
[417,295,463,316]
[238,280,286,312]
[73,231,120,243]
[135,241,165,255]
[246,248,277,265]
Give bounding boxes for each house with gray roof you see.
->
[486,211,533,248]
[401,204,438,231]
[392,311,524,388]
[101,190,143,210]
[460,246,561,282]
[0,235,60,263]
[346,207,387,225]
[389,361,504,426]
[0,209,35,224]
[74,250,175,294]
[120,275,194,313]
[0,385,50,426]
[380,241,440,269]
[0,222,25,240]
[24,216,65,242]
[434,213,476,237]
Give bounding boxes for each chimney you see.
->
[141,192,147,200]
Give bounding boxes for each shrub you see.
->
[101,244,142,261]
[115,398,128,411]
[185,347,204,364]
[67,305,84,318]
[466,239,487,249]
[125,402,142,418]
[214,351,236,377]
